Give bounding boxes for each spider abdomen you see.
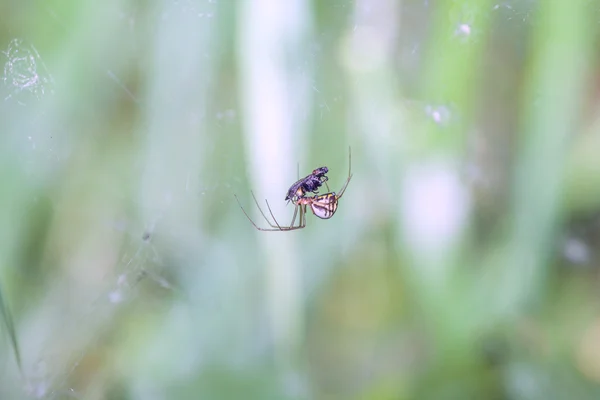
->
[305,193,338,219]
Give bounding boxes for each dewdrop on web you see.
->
[563,237,590,266]
[108,274,129,304]
[424,104,452,126]
[455,23,472,37]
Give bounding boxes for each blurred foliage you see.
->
[2,0,600,399]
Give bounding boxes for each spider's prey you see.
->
[284,166,329,203]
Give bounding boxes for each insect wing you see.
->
[285,179,305,201]
[285,166,330,202]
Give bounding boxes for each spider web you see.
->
[2,39,54,105]
[0,1,219,397]
[15,220,176,399]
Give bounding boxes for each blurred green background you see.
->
[2,0,600,399]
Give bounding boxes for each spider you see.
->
[284,166,329,203]
[234,148,352,231]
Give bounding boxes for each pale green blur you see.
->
[1,1,600,399]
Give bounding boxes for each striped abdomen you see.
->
[301,193,338,219]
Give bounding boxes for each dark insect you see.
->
[284,166,329,202]
[234,148,352,232]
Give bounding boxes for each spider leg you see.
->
[298,204,304,228]
[236,191,311,231]
[277,203,308,231]
[289,205,303,230]
[234,194,265,230]
[282,204,306,231]
[264,199,307,231]
[236,194,298,231]
[336,146,353,199]
[250,191,280,228]
[289,204,299,228]
[264,199,285,230]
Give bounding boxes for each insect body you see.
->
[284,166,329,202]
